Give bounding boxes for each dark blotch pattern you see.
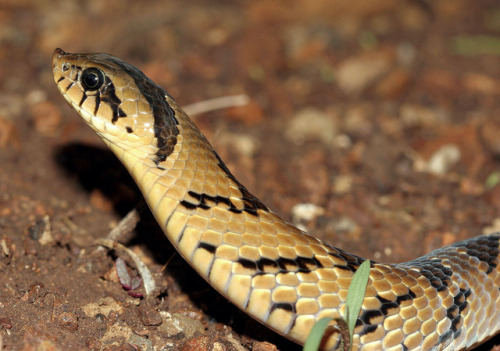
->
[236,255,325,276]
[214,152,269,215]
[198,242,217,254]
[270,303,296,314]
[457,234,499,274]
[95,54,180,166]
[99,77,127,123]
[324,243,367,272]
[180,189,267,216]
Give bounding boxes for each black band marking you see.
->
[78,54,179,167]
[270,302,296,314]
[459,234,499,274]
[198,242,217,254]
[78,93,88,107]
[214,152,268,215]
[236,254,325,277]
[65,81,76,92]
[101,56,179,165]
[180,190,266,216]
[93,92,101,116]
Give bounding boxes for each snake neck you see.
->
[113,98,287,256]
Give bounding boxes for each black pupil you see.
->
[82,68,104,90]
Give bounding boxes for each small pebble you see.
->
[285,108,337,145]
[27,282,46,303]
[158,311,205,339]
[253,341,278,351]
[137,305,162,326]
[426,144,461,175]
[336,50,393,95]
[52,299,78,332]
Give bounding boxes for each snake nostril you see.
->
[62,63,70,72]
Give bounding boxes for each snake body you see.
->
[52,48,500,350]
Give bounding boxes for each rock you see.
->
[137,305,162,326]
[158,311,205,339]
[285,108,337,145]
[291,203,325,231]
[337,49,394,95]
[180,334,239,351]
[423,144,461,175]
[81,297,124,318]
[52,299,78,332]
[253,341,278,351]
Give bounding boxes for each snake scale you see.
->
[52,48,499,350]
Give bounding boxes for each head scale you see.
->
[52,48,178,164]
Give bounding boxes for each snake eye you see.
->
[81,68,105,91]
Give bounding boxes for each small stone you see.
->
[102,265,120,283]
[128,333,154,351]
[52,299,78,332]
[425,144,461,175]
[337,49,394,95]
[253,341,278,351]
[218,133,257,157]
[332,175,353,195]
[291,203,325,228]
[100,322,135,346]
[27,282,47,303]
[81,297,124,318]
[180,335,237,351]
[158,311,205,338]
[86,337,102,350]
[482,218,500,234]
[0,235,13,265]
[137,305,162,326]
[285,108,337,145]
[38,216,54,246]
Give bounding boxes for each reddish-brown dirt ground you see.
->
[0,1,499,350]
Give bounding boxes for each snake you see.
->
[51,48,500,350]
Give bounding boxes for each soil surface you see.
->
[1,0,500,350]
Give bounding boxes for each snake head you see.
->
[52,48,178,164]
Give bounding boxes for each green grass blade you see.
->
[345,259,371,343]
[303,317,333,351]
[303,259,371,351]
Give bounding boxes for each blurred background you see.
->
[0,0,499,350]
